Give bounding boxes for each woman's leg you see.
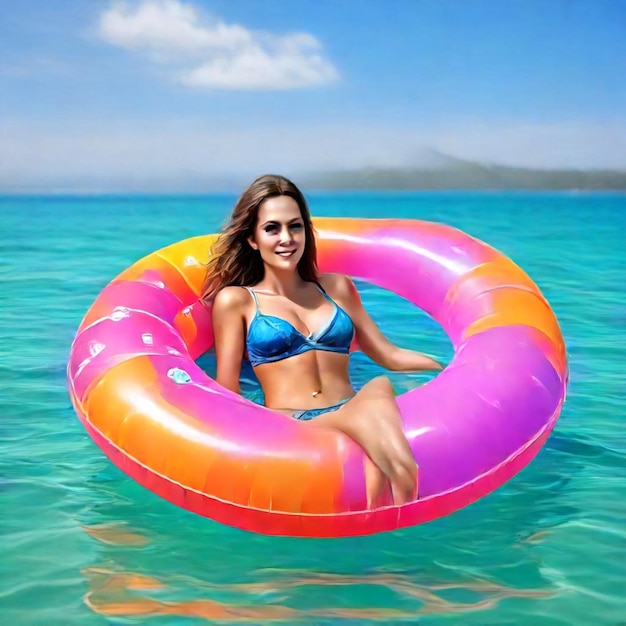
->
[303,376,418,508]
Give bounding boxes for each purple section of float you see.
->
[398,325,563,497]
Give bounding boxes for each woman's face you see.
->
[248,195,306,272]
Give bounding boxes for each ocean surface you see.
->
[1,191,624,625]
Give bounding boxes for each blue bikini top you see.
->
[244,284,354,367]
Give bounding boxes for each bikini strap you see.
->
[243,287,260,311]
[314,281,333,302]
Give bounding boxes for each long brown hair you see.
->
[201,174,318,304]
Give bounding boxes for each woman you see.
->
[202,174,443,509]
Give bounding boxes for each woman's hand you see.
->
[381,347,444,372]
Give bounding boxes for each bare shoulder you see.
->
[213,286,250,313]
[318,273,359,302]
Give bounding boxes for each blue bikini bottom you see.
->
[292,397,353,421]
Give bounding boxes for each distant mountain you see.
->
[3,149,624,194]
[300,154,626,190]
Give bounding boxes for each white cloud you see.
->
[97,0,339,89]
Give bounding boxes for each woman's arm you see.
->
[322,274,444,373]
[212,287,248,394]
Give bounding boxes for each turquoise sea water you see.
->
[1,191,625,625]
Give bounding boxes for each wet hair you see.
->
[201,174,318,304]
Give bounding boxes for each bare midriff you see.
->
[254,351,355,412]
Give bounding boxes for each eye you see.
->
[290,223,304,230]
[263,224,278,233]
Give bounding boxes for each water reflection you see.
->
[80,510,560,622]
[81,561,555,621]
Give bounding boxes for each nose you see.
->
[279,226,293,244]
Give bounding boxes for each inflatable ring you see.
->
[68,218,568,537]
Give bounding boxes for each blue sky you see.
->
[1,0,625,191]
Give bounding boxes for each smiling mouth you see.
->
[276,250,297,257]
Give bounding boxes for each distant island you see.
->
[2,151,625,194]
[300,154,626,191]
